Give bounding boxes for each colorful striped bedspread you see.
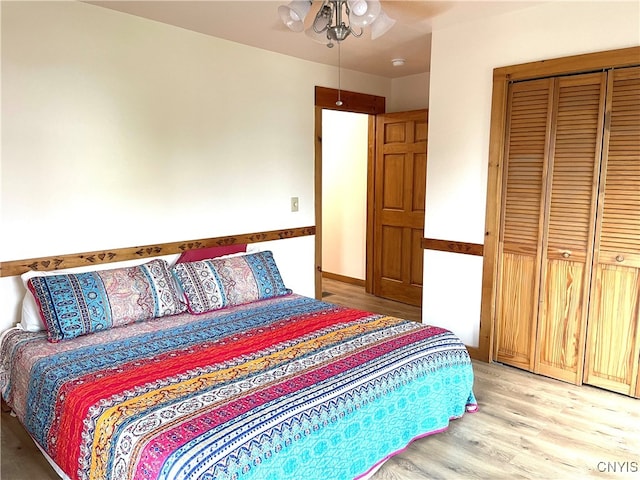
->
[0,294,477,480]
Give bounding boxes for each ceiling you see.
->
[88,1,541,79]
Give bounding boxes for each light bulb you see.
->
[350,0,367,16]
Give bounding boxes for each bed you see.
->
[0,249,477,480]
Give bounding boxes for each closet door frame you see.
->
[480,46,640,362]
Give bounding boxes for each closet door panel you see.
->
[497,252,538,367]
[495,79,552,370]
[586,264,640,394]
[585,67,640,395]
[536,73,606,383]
[537,260,588,382]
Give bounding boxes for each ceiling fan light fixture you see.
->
[305,26,332,46]
[349,0,367,16]
[312,3,332,33]
[278,0,393,44]
[327,24,351,42]
[370,10,396,40]
[347,0,381,28]
[278,0,312,32]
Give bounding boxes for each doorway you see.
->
[314,86,426,318]
[321,109,368,287]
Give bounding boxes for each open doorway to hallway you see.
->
[321,109,368,288]
[320,109,421,322]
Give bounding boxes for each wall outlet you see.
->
[291,197,299,212]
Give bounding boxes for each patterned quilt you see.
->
[1,294,477,480]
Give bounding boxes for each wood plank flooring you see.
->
[321,277,422,323]
[2,279,639,479]
[372,359,640,479]
[322,278,640,479]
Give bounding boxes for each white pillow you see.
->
[21,292,46,332]
[19,254,181,332]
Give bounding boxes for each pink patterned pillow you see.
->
[176,244,247,263]
[28,259,186,342]
[172,251,291,314]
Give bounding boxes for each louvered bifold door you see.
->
[584,66,640,396]
[534,73,606,384]
[495,79,552,370]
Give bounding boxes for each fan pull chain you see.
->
[336,41,343,106]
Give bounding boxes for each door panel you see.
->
[585,264,640,394]
[497,252,539,368]
[536,259,587,382]
[373,110,427,306]
[535,73,606,384]
[497,73,609,384]
[584,67,640,395]
[380,226,403,281]
[495,79,552,370]
[382,154,405,209]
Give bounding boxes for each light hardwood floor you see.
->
[1,279,639,479]
[321,277,422,323]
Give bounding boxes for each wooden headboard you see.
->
[0,226,316,277]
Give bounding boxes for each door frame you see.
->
[482,46,640,362]
[313,86,385,298]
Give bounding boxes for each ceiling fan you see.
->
[278,0,396,106]
[277,0,396,48]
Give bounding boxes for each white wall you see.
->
[423,1,640,346]
[0,1,393,330]
[388,72,429,113]
[322,110,368,280]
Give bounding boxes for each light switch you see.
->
[291,197,299,212]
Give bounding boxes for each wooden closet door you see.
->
[495,79,552,370]
[584,67,640,396]
[534,73,606,384]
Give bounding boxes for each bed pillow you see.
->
[21,292,46,332]
[176,244,247,263]
[27,259,186,342]
[172,250,291,314]
[19,255,182,332]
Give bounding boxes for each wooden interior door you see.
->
[584,66,640,396]
[372,110,427,306]
[494,79,551,370]
[534,73,606,384]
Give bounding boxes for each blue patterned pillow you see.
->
[27,259,186,342]
[171,250,291,314]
